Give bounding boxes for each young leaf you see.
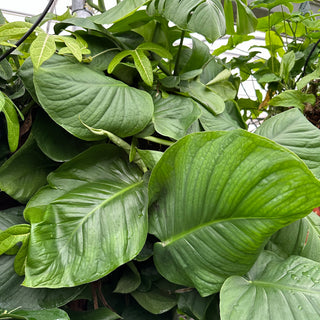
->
[279,51,295,83]
[132,49,154,86]
[107,50,132,74]
[30,33,56,69]
[220,251,320,319]
[148,130,320,296]
[269,90,315,110]
[137,42,173,59]
[57,36,83,62]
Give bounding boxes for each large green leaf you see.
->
[148,130,320,296]
[153,94,201,140]
[266,212,320,262]
[0,135,57,203]
[10,308,70,320]
[255,108,320,179]
[220,251,320,320]
[23,144,148,288]
[33,55,154,140]
[0,208,84,310]
[269,90,315,110]
[147,0,225,42]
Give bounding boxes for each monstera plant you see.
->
[1,0,320,319]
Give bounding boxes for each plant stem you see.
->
[98,0,106,12]
[158,62,171,76]
[174,30,185,76]
[86,0,100,11]
[143,136,174,146]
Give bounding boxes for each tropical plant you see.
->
[1,0,320,319]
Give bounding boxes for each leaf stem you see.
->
[91,48,120,60]
[98,0,106,12]
[143,136,174,146]
[174,30,185,76]
[86,0,100,11]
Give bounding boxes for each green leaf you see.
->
[251,0,306,10]
[23,144,148,288]
[266,212,320,262]
[90,0,149,24]
[13,235,29,276]
[137,149,163,171]
[0,22,35,41]
[0,135,57,203]
[30,33,56,69]
[255,108,320,179]
[131,286,177,314]
[1,94,19,152]
[32,109,92,162]
[137,42,172,60]
[235,0,258,34]
[54,18,106,34]
[280,51,295,83]
[220,251,320,320]
[153,94,201,140]
[269,90,315,110]
[107,50,132,74]
[68,308,120,320]
[57,36,83,62]
[297,67,320,90]
[114,262,141,294]
[0,208,85,310]
[206,69,231,86]
[149,0,225,42]
[0,57,13,80]
[0,224,30,255]
[33,56,154,139]
[265,30,284,57]
[12,308,70,320]
[180,81,225,115]
[132,49,153,86]
[199,100,247,131]
[148,130,320,296]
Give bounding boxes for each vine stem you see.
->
[143,136,174,146]
[174,30,186,76]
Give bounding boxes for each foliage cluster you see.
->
[1,0,320,319]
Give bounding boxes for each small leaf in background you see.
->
[0,134,58,203]
[11,308,70,320]
[266,212,320,262]
[269,90,316,110]
[137,149,163,171]
[297,66,320,90]
[68,308,120,320]
[131,286,177,314]
[255,108,320,179]
[153,94,201,140]
[57,36,83,62]
[0,57,13,80]
[132,49,153,86]
[30,33,56,69]
[266,30,285,57]
[107,50,132,73]
[280,51,295,83]
[220,251,320,320]
[180,81,225,115]
[0,224,30,255]
[137,42,172,60]
[1,93,20,152]
[114,262,141,294]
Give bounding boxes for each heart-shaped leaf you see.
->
[255,108,320,179]
[23,144,148,288]
[220,251,320,319]
[33,55,154,140]
[148,130,320,296]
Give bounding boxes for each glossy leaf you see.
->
[0,224,30,255]
[91,0,149,24]
[107,50,132,74]
[220,251,320,320]
[153,94,200,140]
[148,130,320,296]
[269,90,315,110]
[114,262,141,294]
[33,56,154,139]
[32,109,92,162]
[0,208,84,310]
[137,149,163,171]
[266,212,320,262]
[30,33,56,69]
[255,108,320,179]
[148,0,225,42]
[0,135,57,203]
[23,144,148,288]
